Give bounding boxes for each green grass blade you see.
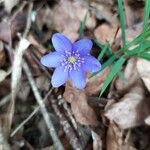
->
[100,57,126,96]
[126,41,150,56]
[94,39,104,49]
[143,0,150,31]
[138,52,150,61]
[117,0,126,47]
[101,55,116,70]
[97,44,109,60]
[79,13,88,38]
[90,54,116,78]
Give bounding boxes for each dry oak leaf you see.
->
[105,86,150,129]
[4,0,19,13]
[0,41,5,67]
[94,24,118,44]
[136,58,150,92]
[85,67,110,96]
[115,58,139,92]
[64,82,98,125]
[52,0,96,42]
[107,122,137,150]
[92,131,102,150]
[0,13,26,43]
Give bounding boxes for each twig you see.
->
[0,94,11,107]
[51,98,83,150]
[10,88,53,137]
[59,98,88,147]
[23,61,64,150]
[59,98,78,129]
[0,122,11,150]
[10,2,33,133]
[23,2,33,38]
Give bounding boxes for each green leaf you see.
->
[126,41,150,56]
[94,39,104,49]
[90,54,116,78]
[143,0,150,31]
[100,57,126,96]
[117,0,126,48]
[79,13,88,38]
[138,52,150,61]
[97,43,109,60]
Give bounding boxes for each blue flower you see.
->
[40,33,101,89]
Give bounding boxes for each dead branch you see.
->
[23,61,64,150]
[51,98,83,150]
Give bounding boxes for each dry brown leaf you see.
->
[0,121,11,150]
[125,0,144,27]
[90,1,117,24]
[17,82,30,101]
[126,23,142,42]
[85,67,110,96]
[36,76,50,91]
[105,86,150,129]
[92,131,102,150]
[64,82,98,125]
[94,24,117,44]
[145,115,150,125]
[0,13,26,43]
[106,122,137,150]
[136,58,150,92]
[4,0,19,13]
[0,70,7,82]
[52,0,96,42]
[115,58,139,92]
[28,34,47,54]
[52,0,79,41]
[106,123,123,150]
[0,41,5,67]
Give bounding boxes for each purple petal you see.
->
[69,68,86,89]
[83,56,101,72]
[73,39,93,55]
[51,66,68,87]
[52,33,72,53]
[40,52,64,67]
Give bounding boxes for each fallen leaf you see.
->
[4,0,19,13]
[0,70,7,82]
[136,58,150,92]
[106,122,137,150]
[36,76,50,91]
[145,115,150,125]
[115,58,139,92]
[0,13,26,43]
[0,41,5,67]
[17,82,30,101]
[52,0,80,41]
[94,24,117,44]
[52,0,96,42]
[64,82,98,125]
[90,1,117,24]
[85,67,110,96]
[125,0,144,27]
[105,86,150,129]
[92,131,102,150]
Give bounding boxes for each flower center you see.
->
[60,50,85,72]
[68,56,76,63]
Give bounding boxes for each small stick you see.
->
[0,94,11,107]
[23,61,64,150]
[51,98,83,150]
[10,88,53,137]
[0,122,11,150]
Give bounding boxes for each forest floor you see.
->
[0,0,150,150]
